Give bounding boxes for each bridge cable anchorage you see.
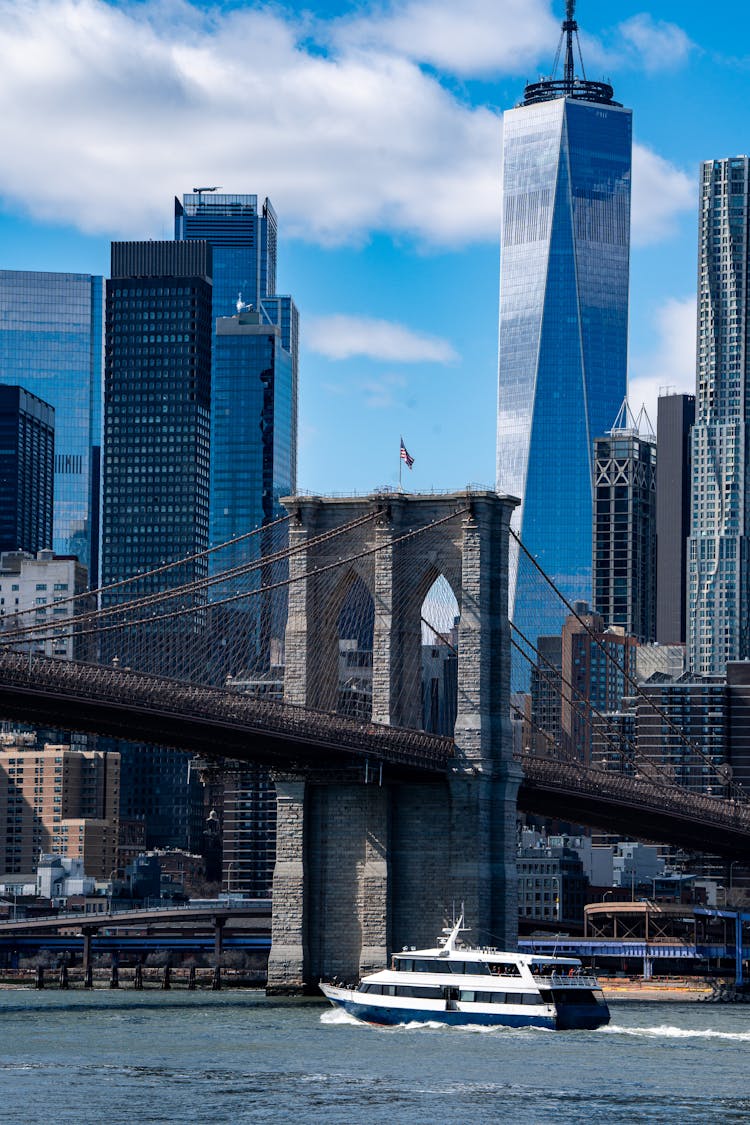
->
[510,623,688,794]
[510,527,749,805]
[0,509,382,643]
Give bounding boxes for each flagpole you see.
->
[399,442,403,490]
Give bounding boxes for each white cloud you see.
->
[307,315,459,363]
[629,296,697,424]
[0,0,501,247]
[0,0,695,250]
[333,0,558,78]
[631,144,695,246]
[616,14,694,73]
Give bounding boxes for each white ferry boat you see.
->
[320,916,610,1030]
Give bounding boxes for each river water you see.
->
[0,990,748,1124]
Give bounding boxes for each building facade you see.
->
[101,240,213,663]
[213,307,296,546]
[528,635,563,757]
[0,386,54,556]
[656,393,695,644]
[688,157,750,673]
[0,736,120,878]
[175,193,298,558]
[0,550,90,659]
[561,604,638,763]
[221,765,277,898]
[0,271,104,580]
[593,415,656,642]
[497,9,631,655]
[636,672,728,795]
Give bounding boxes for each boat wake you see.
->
[319,1008,363,1027]
[319,1008,554,1034]
[600,1023,750,1042]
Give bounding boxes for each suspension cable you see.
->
[2,507,470,647]
[0,509,382,642]
[510,528,747,802]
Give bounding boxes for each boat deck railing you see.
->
[532,973,600,989]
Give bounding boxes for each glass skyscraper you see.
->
[101,241,213,653]
[497,5,631,659]
[688,157,750,674]
[0,271,104,580]
[0,385,55,555]
[175,193,298,558]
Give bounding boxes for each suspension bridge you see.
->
[0,488,748,989]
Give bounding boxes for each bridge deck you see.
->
[0,652,453,776]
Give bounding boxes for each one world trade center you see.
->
[497,2,631,664]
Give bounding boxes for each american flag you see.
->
[400,438,414,469]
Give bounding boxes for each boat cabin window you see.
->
[448,961,489,975]
[487,962,521,977]
[532,962,578,976]
[360,983,442,999]
[458,991,540,1005]
[391,957,483,974]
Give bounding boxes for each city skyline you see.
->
[0,0,739,498]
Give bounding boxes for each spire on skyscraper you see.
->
[522,1,619,107]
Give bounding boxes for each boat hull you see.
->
[320,986,607,1030]
[329,994,556,1029]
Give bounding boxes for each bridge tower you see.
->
[267,489,521,993]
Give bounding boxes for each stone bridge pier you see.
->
[266,490,521,994]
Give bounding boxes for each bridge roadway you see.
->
[1,652,750,857]
[0,651,451,776]
[518,756,750,859]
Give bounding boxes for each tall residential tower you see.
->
[688,157,750,673]
[497,2,632,658]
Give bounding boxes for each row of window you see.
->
[392,957,520,976]
[360,984,541,1004]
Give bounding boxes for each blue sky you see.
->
[0,0,744,493]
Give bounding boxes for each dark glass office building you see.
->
[0,271,103,579]
[656,392,695,645]
[497,8,631,666]
[102,240,212,640]
[175,194,298,556]
[0,385,54,554]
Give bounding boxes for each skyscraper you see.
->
[0,271,104,580]
[656,392,695,645]
[101,240,212,629]
[593,404,656,642]
[688,157,750,674]
[497,3,632,654]
[174,193,298,555]
[0,386,54,555]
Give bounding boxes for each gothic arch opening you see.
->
[336,573,374,720]
[420,574,460,736]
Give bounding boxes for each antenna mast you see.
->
[522,1,616,107]
[563,0,577,91]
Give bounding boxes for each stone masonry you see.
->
[266,490,520,994]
